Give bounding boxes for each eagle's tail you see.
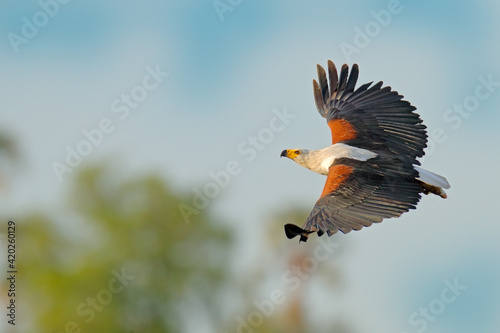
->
[414,166,450,199]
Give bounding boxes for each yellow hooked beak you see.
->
[280,149,301,159]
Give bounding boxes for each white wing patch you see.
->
[320,143,377,173]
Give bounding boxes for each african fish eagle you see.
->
[281,61,450,242]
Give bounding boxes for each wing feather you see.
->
[317,64,329,105]
[327,60,338,96]
[313,80,325,116]
[337,64,349,93]
[344,64,359,94]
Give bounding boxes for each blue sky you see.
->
[1,1,500,332]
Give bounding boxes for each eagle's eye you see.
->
[295,150,300,155]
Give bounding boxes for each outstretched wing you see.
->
[285,157,422,241]
[313,61,427,165]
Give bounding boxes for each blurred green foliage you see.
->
[19,164,232,332]
[13,162,353,333]
[0,132,17,164]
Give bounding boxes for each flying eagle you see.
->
[281,61,450,242]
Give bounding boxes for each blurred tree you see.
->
[222,210,355,333]
[0,131,18,193]
[16,161,356,333]
[18,163,232,333]
[0,132,17,166]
